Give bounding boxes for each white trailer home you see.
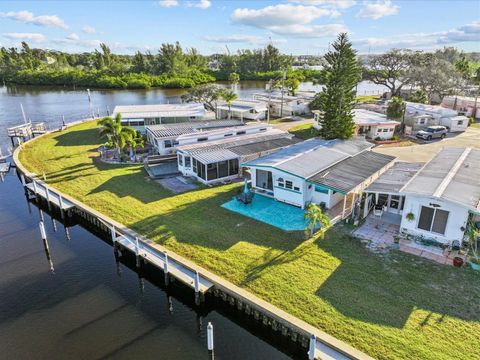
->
[404,102,468,133]
[364,148,480,245]
[112,103,211,132]
[216,99,267,121]
[253,92,314,117]
[242,138,395,221]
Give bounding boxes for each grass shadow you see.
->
[315,226,480,328]
[54,128,102,147]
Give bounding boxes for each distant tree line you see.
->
[363,47,480,103]
[0,42,322,89]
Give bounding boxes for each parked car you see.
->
[416,126,448,140]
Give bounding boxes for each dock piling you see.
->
[135,236,140,268]
[194,271,200,293]
[164,252,169,285]
[39,221,47,241]
[207,322,214,352]
[308,334,316,360]
[111,225,116,244]
[32,180,38,195]
[20,173,26,186]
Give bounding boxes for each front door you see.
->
[388,195,404,214]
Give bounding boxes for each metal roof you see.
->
[365,162,424,194]
[175,124,270,142]
[353,109,400,126]
[112,103,206,119]
[402,147,480,211]
[146,120,242,138]
[178,131,294,164]
[243,138,374,179]
[308,151,396,193]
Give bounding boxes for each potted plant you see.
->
[406,212,415,222]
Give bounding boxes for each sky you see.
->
[0,0,479,55]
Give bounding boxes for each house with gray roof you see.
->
[176,128,297,184]
[242,138,395,221]
[363,147,480,245]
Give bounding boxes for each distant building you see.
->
[404,102,468,133]
[253,92,314,117]
[313,109,400,140]
[111,103,211,132]
[215,99,268,121]
[441,95,479,120]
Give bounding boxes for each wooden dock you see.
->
[25,181,75,210]
[12,120,373,360]
[115,234,213,293]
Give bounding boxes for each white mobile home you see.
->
[364,148,480,245]
[176,129,296,184]
[404,102,468,132]
[146,119,242,155]
[112,103,210,132]
[313,109,400,140]
[242,138,395,220]
[253,92,313,117]
[216,99,267,121]
[441,95,479,120]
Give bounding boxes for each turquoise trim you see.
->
[274,185,302,194]
[306,179,346,195]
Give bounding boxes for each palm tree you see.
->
[126,130,145,160]
[304,203,331,237]
[98,113,136,158]
[220,89,238,120]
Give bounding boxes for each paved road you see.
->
[271,117,314,132]
[374,126,480,162]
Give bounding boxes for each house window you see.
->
[294,186,300,191]
[382,128,388,132]
[178,154,183,166]
[277,177,284,187]
[315,185,328,194]
[185,156,191,168]
[228,159,239,176]
[173,140,179,146]
[197,137,208,142]
[285,180,293,190]
[190,116,196,119]
[417,206,449,235]
[164,140,173,148]
[236,131,246,135]
[193,158,197,173]
[259,128,267,131]
[389,128,394,131]
[419,118,426,124]
[224,133,233,137]
[457,120,463,125]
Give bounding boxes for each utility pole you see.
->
[267,79,272,124]
[280,67,286,118]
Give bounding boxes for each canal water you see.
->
[0,80,387,150]
[0,169,304,359]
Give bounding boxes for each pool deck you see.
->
[222,194,307,231]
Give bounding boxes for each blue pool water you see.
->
[222,194,307,231]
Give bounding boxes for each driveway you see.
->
[374,126,480,162]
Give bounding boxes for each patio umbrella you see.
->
[243,178,249,194]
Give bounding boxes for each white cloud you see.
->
[3,32,46,43]
[268,23,347,38]
[53,34,102,49]
[0,10,68,29]
[357,0,399,20]
[203,34,287,45]
[159,0,179,7]
[289,0,356,9]
[204,34,262,43]
[81,25,96,34]
[354,21,480,51]
[187,0,211,9]
[232,4,345,38]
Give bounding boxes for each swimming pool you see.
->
[221,194,307,231]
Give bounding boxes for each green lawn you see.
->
[19,121,480,360]
[288,123,319,139]
[356,95,381,103]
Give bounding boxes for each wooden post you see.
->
[341,195,347,219]
[135,236,140,268]
[45,187,50,203]
[164,252,169,285]
[308,334,316,360]
[39,221,47,241]
[111,225,116,244]
[32,180,38,195]
[207,322,214,352]
[58,194,65,218]
[194,271,200,294]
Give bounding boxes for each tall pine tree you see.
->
[317,33,360,139]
